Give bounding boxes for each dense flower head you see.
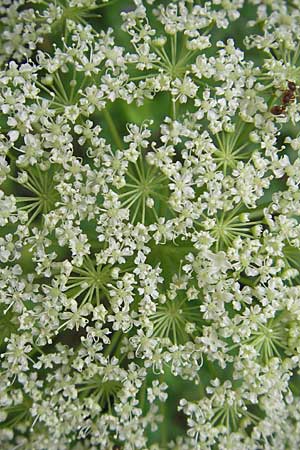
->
[1,0,300,449]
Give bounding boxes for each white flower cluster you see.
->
[1,0,300,449]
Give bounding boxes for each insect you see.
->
[270,105,286,115]
[270,80,297,115]
[288,81,297,92]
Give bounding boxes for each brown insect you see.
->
[270,80,297,116]
[288,81,296,92]
[270,105,286,115]
[282,91,294,105]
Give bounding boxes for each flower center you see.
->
[118,155,170,224]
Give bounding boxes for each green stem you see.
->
[97,0,120,8]
[172,98,177,120]
[104,330,122,357]
[160,373,167,448]
[248,205,267,219]
[139,378,147,412]
[103,108,123,149]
